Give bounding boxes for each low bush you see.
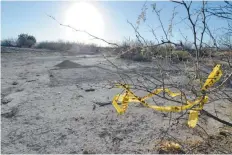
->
[36,41,73,51]
[35,41,100,53]
[17,34,36,48]
[119,48,190,62]
[114,40,192,62]
[215,51,232,60]
[155,47,173,57]
[120,46,152,61]
[171,50,191,61]
[1,39,17,47]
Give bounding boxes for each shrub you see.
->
[171,50,191,61]
[1,39,16,47]
[155,46,173,57]
[116,40,192,62]
[183,42,193,51]
[120,46,152,61]
[215,51,232,60]
[36,41,72,51]
[35,41,100,53]
[17,34,36,48]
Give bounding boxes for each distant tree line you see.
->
[1,33,36,48]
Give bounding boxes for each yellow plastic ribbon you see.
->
[202,64,222,91]
[188,110,199,128]
[112,64,222,128]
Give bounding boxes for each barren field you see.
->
[1,47,232,153]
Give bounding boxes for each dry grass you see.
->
[35,41,99,52]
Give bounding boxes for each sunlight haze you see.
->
[64,2,105,45]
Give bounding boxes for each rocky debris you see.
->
[1,107,18,118]
[12,81,18,85]
[93,101,112,107]
[85,88,95,92]
[16,88,24,92]
[92,104,96,111]
[26,79,36,82]
[1,87,13,99]
[1,97,13,105]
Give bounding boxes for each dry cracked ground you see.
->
[1,47,232,154]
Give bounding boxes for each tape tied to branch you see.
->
[112,64,222,128]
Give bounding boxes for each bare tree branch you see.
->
[199,1,207,52]
[47,14,119,47]
[201,110,232,127]
[152,3,169,41]
[127,20,148,46]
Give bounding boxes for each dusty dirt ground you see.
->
[1,47,232,153]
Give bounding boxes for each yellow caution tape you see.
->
[142,88,182,100]
[112,64,222,128]
[188,110,199,128]
[202,64,222,91]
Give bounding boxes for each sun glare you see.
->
[64,2,105,44]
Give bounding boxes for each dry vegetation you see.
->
[1,0,232,154]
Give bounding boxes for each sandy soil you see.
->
[1,47,231,153]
